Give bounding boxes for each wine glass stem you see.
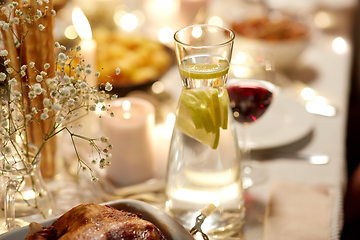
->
[242,124,252,175]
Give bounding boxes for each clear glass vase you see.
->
[165,24,245,237]
[0,143,54,233]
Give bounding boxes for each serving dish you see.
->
[94,28,176,96]
[0,199,194,240]
[231,16,310,69]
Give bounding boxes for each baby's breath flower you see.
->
[111,94,118,100]
[85,67,92,75]
[29,62,35,68]
[8,78,17,86]
[51,10,56,16]
[55,116,63,123]
[75,45,81,52]
[6,68,13,74]
[54,42,60,48]
[40,71,47,77]
[0,72,6,81]
[89,105,96,111]
[37,24,45,31]
[36,9,42,17]
[40,112,49,120]
[16,114,23,122]
[25,114,32,121]
[36,75,43,82]
[53,103,61,112]
[44,63,50,70]
[50,91,59,99]
[94,72,100,78]
[80,82,87,89]
[110,112,114,117]
[13,90,20,97]
[12,17,19,24]
[2,23,9,31]
[21,71,26,77]
[0,50,8,56]
[60,45,66,51]
[4,59,10,65]
[115,67,121,75]
[105,82,113,91]
[43,98,51,107]
[36,0,42,5]
[58,52,67,61]
[28,91,36,99]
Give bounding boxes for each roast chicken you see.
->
[25,203,167,240]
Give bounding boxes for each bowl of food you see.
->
[94,28,175,96]
[231,16,310,70]
[0,200,194,240]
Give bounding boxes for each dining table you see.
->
[4,0,357,239]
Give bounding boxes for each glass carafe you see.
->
[165,24,245,237]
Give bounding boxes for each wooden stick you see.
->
[22,0,44,157]
[38,0,56,178]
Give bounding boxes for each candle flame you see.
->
[72,8,92,40]
[122,100,131,111]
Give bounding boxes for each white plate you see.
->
[236,91,314,150]
[0,199,193,240]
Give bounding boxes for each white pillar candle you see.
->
[72,8,97,86]
[102,97,155,186]
[80,39,97,86]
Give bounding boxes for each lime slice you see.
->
[175,88,229,149]
[187,90,216,133]
[219,90,229,130]
[175,115,220,149]
[179,94,204,130]
[206,88,221,128]
[179,60,229,79]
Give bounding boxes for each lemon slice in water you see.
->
[179,60,229,79]
[175,88,229,149]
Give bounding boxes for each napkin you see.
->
[263,181,332,240]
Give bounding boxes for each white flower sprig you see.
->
[0,1,118,182]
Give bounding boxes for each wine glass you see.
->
[227,49,276,189]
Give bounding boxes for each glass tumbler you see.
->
[165,24,245,237]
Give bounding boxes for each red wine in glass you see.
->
[227,79,275,124]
